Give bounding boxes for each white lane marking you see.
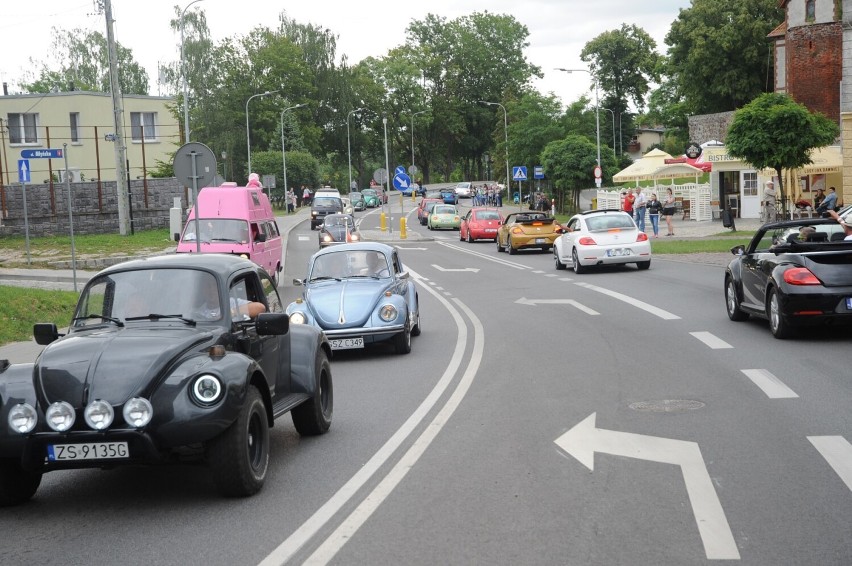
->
[740,369,799,399]
[259,269,471,566]
[438,241,530,270]
[431,265,480,273]
[532,270,545,274]
[573,281,681,320]
[808,436,852,492]
[298,236,310,241]
[543,273,559,277]
[690,332,733,349]
[304,299,484,564]
[514,298,599,315]
[558,278,574,282]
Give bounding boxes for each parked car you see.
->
[428,204,461,230]
[288,243,420,354]
[496,211,563,255]
[424,189,443,200]
[318,213,361,247]
[439,188,458,205]
[417,198,444,226]
[311,195,344,230]
[724,217,852,338]
[553,209,650,272]
[361,188,380,208]
[460,207,502,242]
[454,181,473,198]
[350,191,366,211]
[0,254,332,506]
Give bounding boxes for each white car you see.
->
[454,182,472,198]
[553,209,652,273]
[341,197,354,216]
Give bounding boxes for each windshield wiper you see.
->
[125,313,197,326]
[309,276,342,282]
[72,314,125,327]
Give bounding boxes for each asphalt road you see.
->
[1,199,849,565]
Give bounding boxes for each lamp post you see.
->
[556,68,600,184]
[245,89,279,175]
[180,0,204,144]
[280,103,306,202]
[382,116,392,232]
[478,100,510,205]
[600,107,617,157]
[347,107,364,191]
[410,109,428,171]
[220,150,227,180]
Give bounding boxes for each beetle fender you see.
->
[288,324,330,395]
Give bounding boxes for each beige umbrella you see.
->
[613,148,703,184]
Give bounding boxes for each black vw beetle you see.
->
[0,254,333,505]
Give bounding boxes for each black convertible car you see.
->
[724,217,852,338]
[0,254,332,505]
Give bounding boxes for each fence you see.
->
[596,184,713,220]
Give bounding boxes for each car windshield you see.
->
[324,215,353,228]
[586,215,635,231]
[362,190,377,197]
[475,211,500,220]
[313,197,341,208]
[435,205,456,214]
[309,250,390,280]
[182,218,249,243]
[75,269,223,325]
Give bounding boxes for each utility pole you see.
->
[102,0,131,234]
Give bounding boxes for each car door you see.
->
[230,275,281,394]
[739,233,775,311]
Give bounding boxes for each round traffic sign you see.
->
[593,165,602,179]
[173,142,218,188]
[373,168,388,184]
[408,165,419,176]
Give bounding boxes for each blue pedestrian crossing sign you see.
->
[512,166,528,181]
[18,159,31,183]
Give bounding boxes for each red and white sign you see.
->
[593,165,602,179]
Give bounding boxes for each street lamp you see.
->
[180,0,204,144]
[556,68,601,183]
[477,100,510,205]
[245,89,279,175]
[410,109,428,172]
[347,107,364,191]
[221,150,227,180]
[280,103,306,204]
[382,116,392,232]
[600,107,617,157]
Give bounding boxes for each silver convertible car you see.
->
[288,243,421,354]
[554,209,652,273]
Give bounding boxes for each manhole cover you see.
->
[629,399,705,412]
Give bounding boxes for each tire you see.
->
[411,301,421,337]
[0,459,42,507]
[768,288,794,339]
[394,318,412,354]
[459,230,464,241]
[467,231,474,243]
[637,260,651,270]
[554,248,566,270]
[292,348,333,436]
[572,248,587,274]
[725,277,749,321]
[496,237,504,252]
[508,237,517,255]
[208,385,269,497]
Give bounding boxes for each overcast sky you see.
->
[1,0,690,107]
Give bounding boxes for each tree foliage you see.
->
[541,134,619,211]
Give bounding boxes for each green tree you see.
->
[541,134,618,211]
[665,0,782,113]
[726,93,839,206]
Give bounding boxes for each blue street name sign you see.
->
[18,159,31,183]
[21,148,63,159]
[534,165,544,179]
[512,166,528,181]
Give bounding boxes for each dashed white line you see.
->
[740,369,799,399]
[690,331,733,349]
[808,436,852,492]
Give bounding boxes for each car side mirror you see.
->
[731,245,745,256]
[293,278,305,286]
[34,323,61,345]
[173,232,180,242]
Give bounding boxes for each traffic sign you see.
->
[21,148,63,159]
[18,159,31,183]
[408,165,419,176]
[373,168,388,184]
[393,173,412,191]
[395,165,407,176]
[534,165,544,179]
[512,166,528,181]
[172,142,218,189]
[593,165,602,179]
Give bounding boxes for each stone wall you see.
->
[687,111,736,145]
[786,22,842,122]
[0,178,187,237]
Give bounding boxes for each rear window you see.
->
[586,215,634,231]
[476,211,500,220]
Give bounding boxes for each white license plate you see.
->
[330,337,364,350]
[48,442,129,461]
[606,248,631,257]
[485,228,497,233]
[535,238,546,244]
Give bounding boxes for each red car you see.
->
[460,207,503,242]
[417,198,444,226]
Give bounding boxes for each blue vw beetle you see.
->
[288,243,421,354]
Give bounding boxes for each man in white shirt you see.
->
[633,187,647,232]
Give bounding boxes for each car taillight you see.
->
[578,236,597,246]
[511,227,524,234]
[783,267,821,285]
[636,232,649,242]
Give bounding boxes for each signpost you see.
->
[17,160,32,264]
[173,142,218,253]
[513,166,527,210]
[21,148,64,159]
[593,165,602,188]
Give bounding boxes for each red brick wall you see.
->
[785,22,842,121]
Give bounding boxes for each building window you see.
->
[743,172,758,197]
[7,113,39,144]
[130,112,157,142]
[70,112,80,143]
[805,0,815,21]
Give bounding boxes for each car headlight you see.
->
[84,400,115,430]
[7,403,37,434]
[46,401,76,432]
[289,311,307,325]
[191,374,223,406]
[379,304,398,322]
[123,397,153,428]
[322,234,333,242]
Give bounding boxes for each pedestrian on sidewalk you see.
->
[634,187,647,232]
[662,188,676,236]
[647,192,662,237]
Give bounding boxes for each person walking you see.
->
[634,187,647,232]
[762,180,777,222]
[647,192,662,237]
[662,188,676,236]
[623,189,635,217]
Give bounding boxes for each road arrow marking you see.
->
[741,369,798,399]
[431,264,480,273]
[555,413,740,560]
[573,282,680,320]
[808,436,852,492]
[690,331,733,349]
[395,247,427,250]
[515,298,599,315]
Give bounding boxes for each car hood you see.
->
[306,281,390,329]
[35,328,212,407]
[322,225,348,240]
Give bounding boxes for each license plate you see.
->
[535,238,546,244]
[606,248,631,257]
[485,228,497,233]
[847,298,852,310]
[47,442,129,461]
[330,337,364,350]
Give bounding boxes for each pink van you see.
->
[175,181,283,283]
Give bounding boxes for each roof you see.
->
[767,21,787,38]
[97,253,260,278]
[613,148,704,183]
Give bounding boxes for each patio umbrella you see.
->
[613,148,704,184]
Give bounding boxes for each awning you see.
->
[613,148,704,183]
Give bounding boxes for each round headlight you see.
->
[46,401,76,432]
[84,400,115,431]
[379,304,398,322]
[191,375,223,406]
[123,397,153,428]
[7,403,37,434]
[289,311,307,325]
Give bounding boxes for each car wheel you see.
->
[496,237,504,252]
[292,348,333,436]
[467,231,474,243]
[508,238,517,255]
[637,260,651,270]
[768,287,794,339]
[554,248,566,270]
[572,248,587,274]
[208,385,269,497]
[411,300,421,337]
[0,459,42,506]
[394,318,412,354]
[725,276,749,322]
[459,229,464,241]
